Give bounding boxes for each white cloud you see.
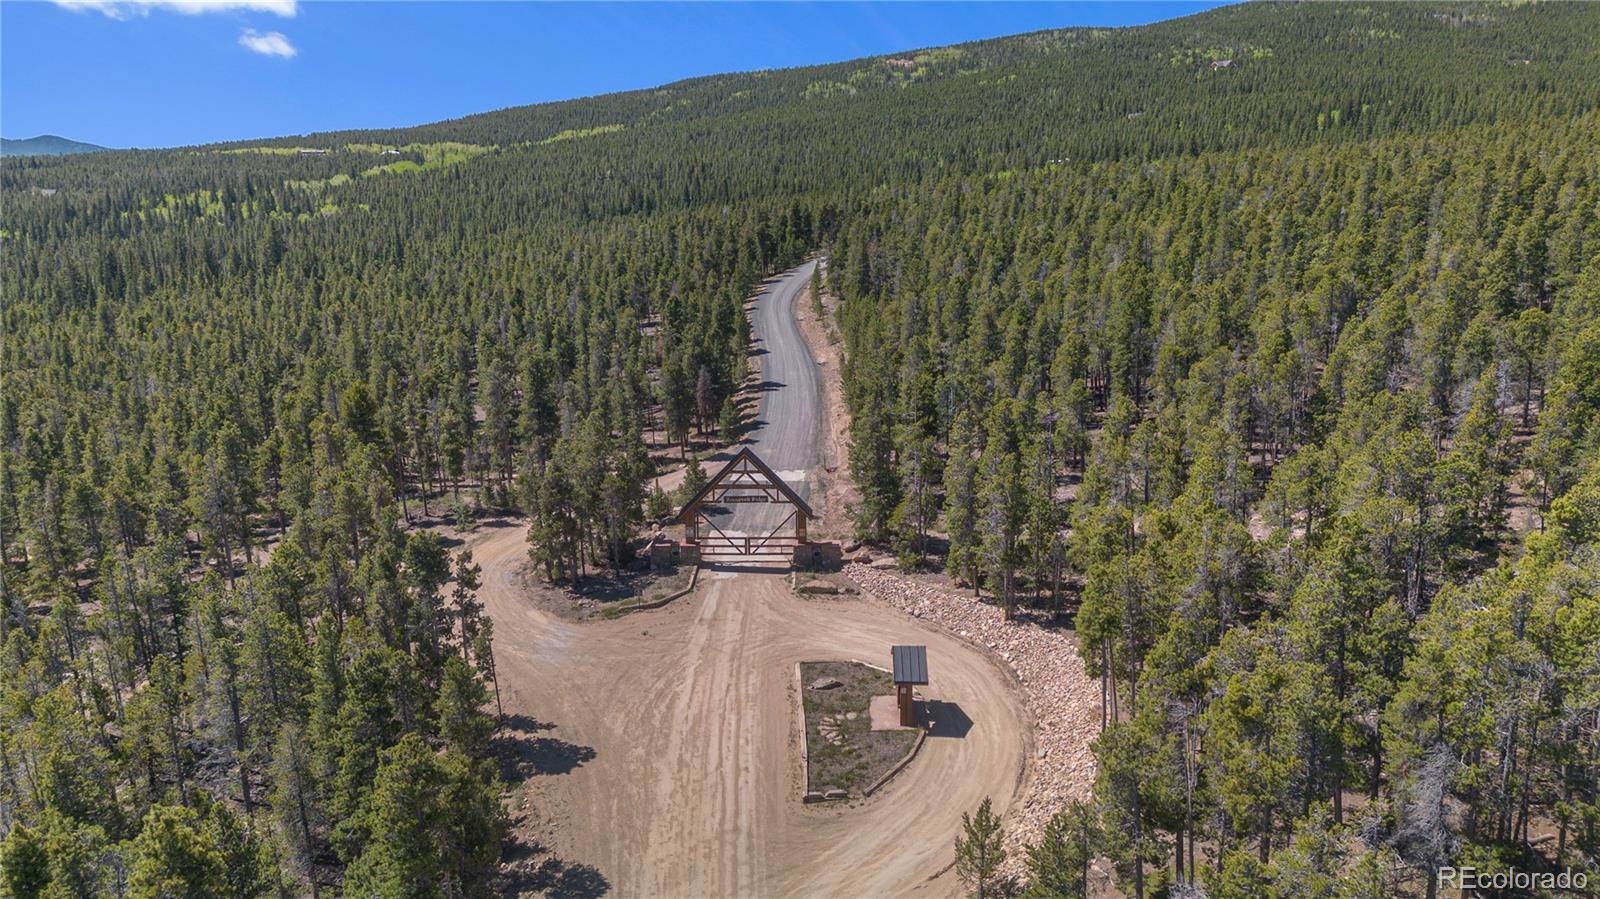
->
[53,0,296,19]
[238,28,296,58]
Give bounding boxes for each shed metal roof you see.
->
[891,645,928,685]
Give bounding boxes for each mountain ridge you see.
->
[31,1,1600,167]
[0,134,109,157]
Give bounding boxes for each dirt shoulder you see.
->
[794,258,859,541]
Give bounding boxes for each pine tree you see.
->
[344,734,505,899]
[890,427,939,568]
[33,811,114,899]
[431,750,507,899]
[451,550,484,659]
[718,396,742,445]
[1022,435,1063,609]
[1093,713,1179,899]
[954,796,1009,899]
[980,448,1026,618]
[525,460,582,583]
[0,823,50,899]
[343,735,446,897]
[675,454,708,507]
[198,794,277,898]
[944,413,983,592]
[471,622,504,722]
[1202,635,1339,865]
[196,586,253,813]
[1502,307,1549,430]
[662,354,695,455]
[328,625,404,861]
[127,805,229,899]
[29,685,120,833]
[269,722,323,897]
[849,393,901,542]
[1022,801,1097,899]
[435,655,494,758]
[647,484,672,522]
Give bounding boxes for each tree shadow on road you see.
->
[494,714,597,780]
[499,840,611,898]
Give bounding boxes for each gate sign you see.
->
[675,447,812,557]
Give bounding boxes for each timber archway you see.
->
[676,447,812,561]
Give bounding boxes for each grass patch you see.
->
[218,146,323,156]
[537,124,626,145]
[286,172,351,192]
[362,159,423,177]
[800,661,918,794]
[584,566,695,620]
[360,143,492,178]
[122,188,238,223]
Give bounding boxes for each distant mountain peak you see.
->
[1,135,110,157]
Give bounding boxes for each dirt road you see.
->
[475,260,1032,896]
[474,523,1029,897]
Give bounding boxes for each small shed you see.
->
[891,645,929,727]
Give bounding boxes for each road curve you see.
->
[470,526,1029,898]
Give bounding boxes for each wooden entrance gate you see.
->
[675,447,812,562]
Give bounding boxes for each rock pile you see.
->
[846,563,1101,867]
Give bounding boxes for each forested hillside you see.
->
[3,2,1599,896]
[833,118,1600,896]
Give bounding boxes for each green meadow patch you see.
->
[536,124,626,145]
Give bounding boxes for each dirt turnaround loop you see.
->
[474,522,1031,898]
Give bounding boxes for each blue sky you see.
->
[2,1,1228,149]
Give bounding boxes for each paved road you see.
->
[712,260,820,540]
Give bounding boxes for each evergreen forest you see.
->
[3,2,1600,896]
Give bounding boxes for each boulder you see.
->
[869,557,899,570]
[803,791,826,803]
[797,579,837,595]
[824,788,849,800]
[809,677,844,691]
